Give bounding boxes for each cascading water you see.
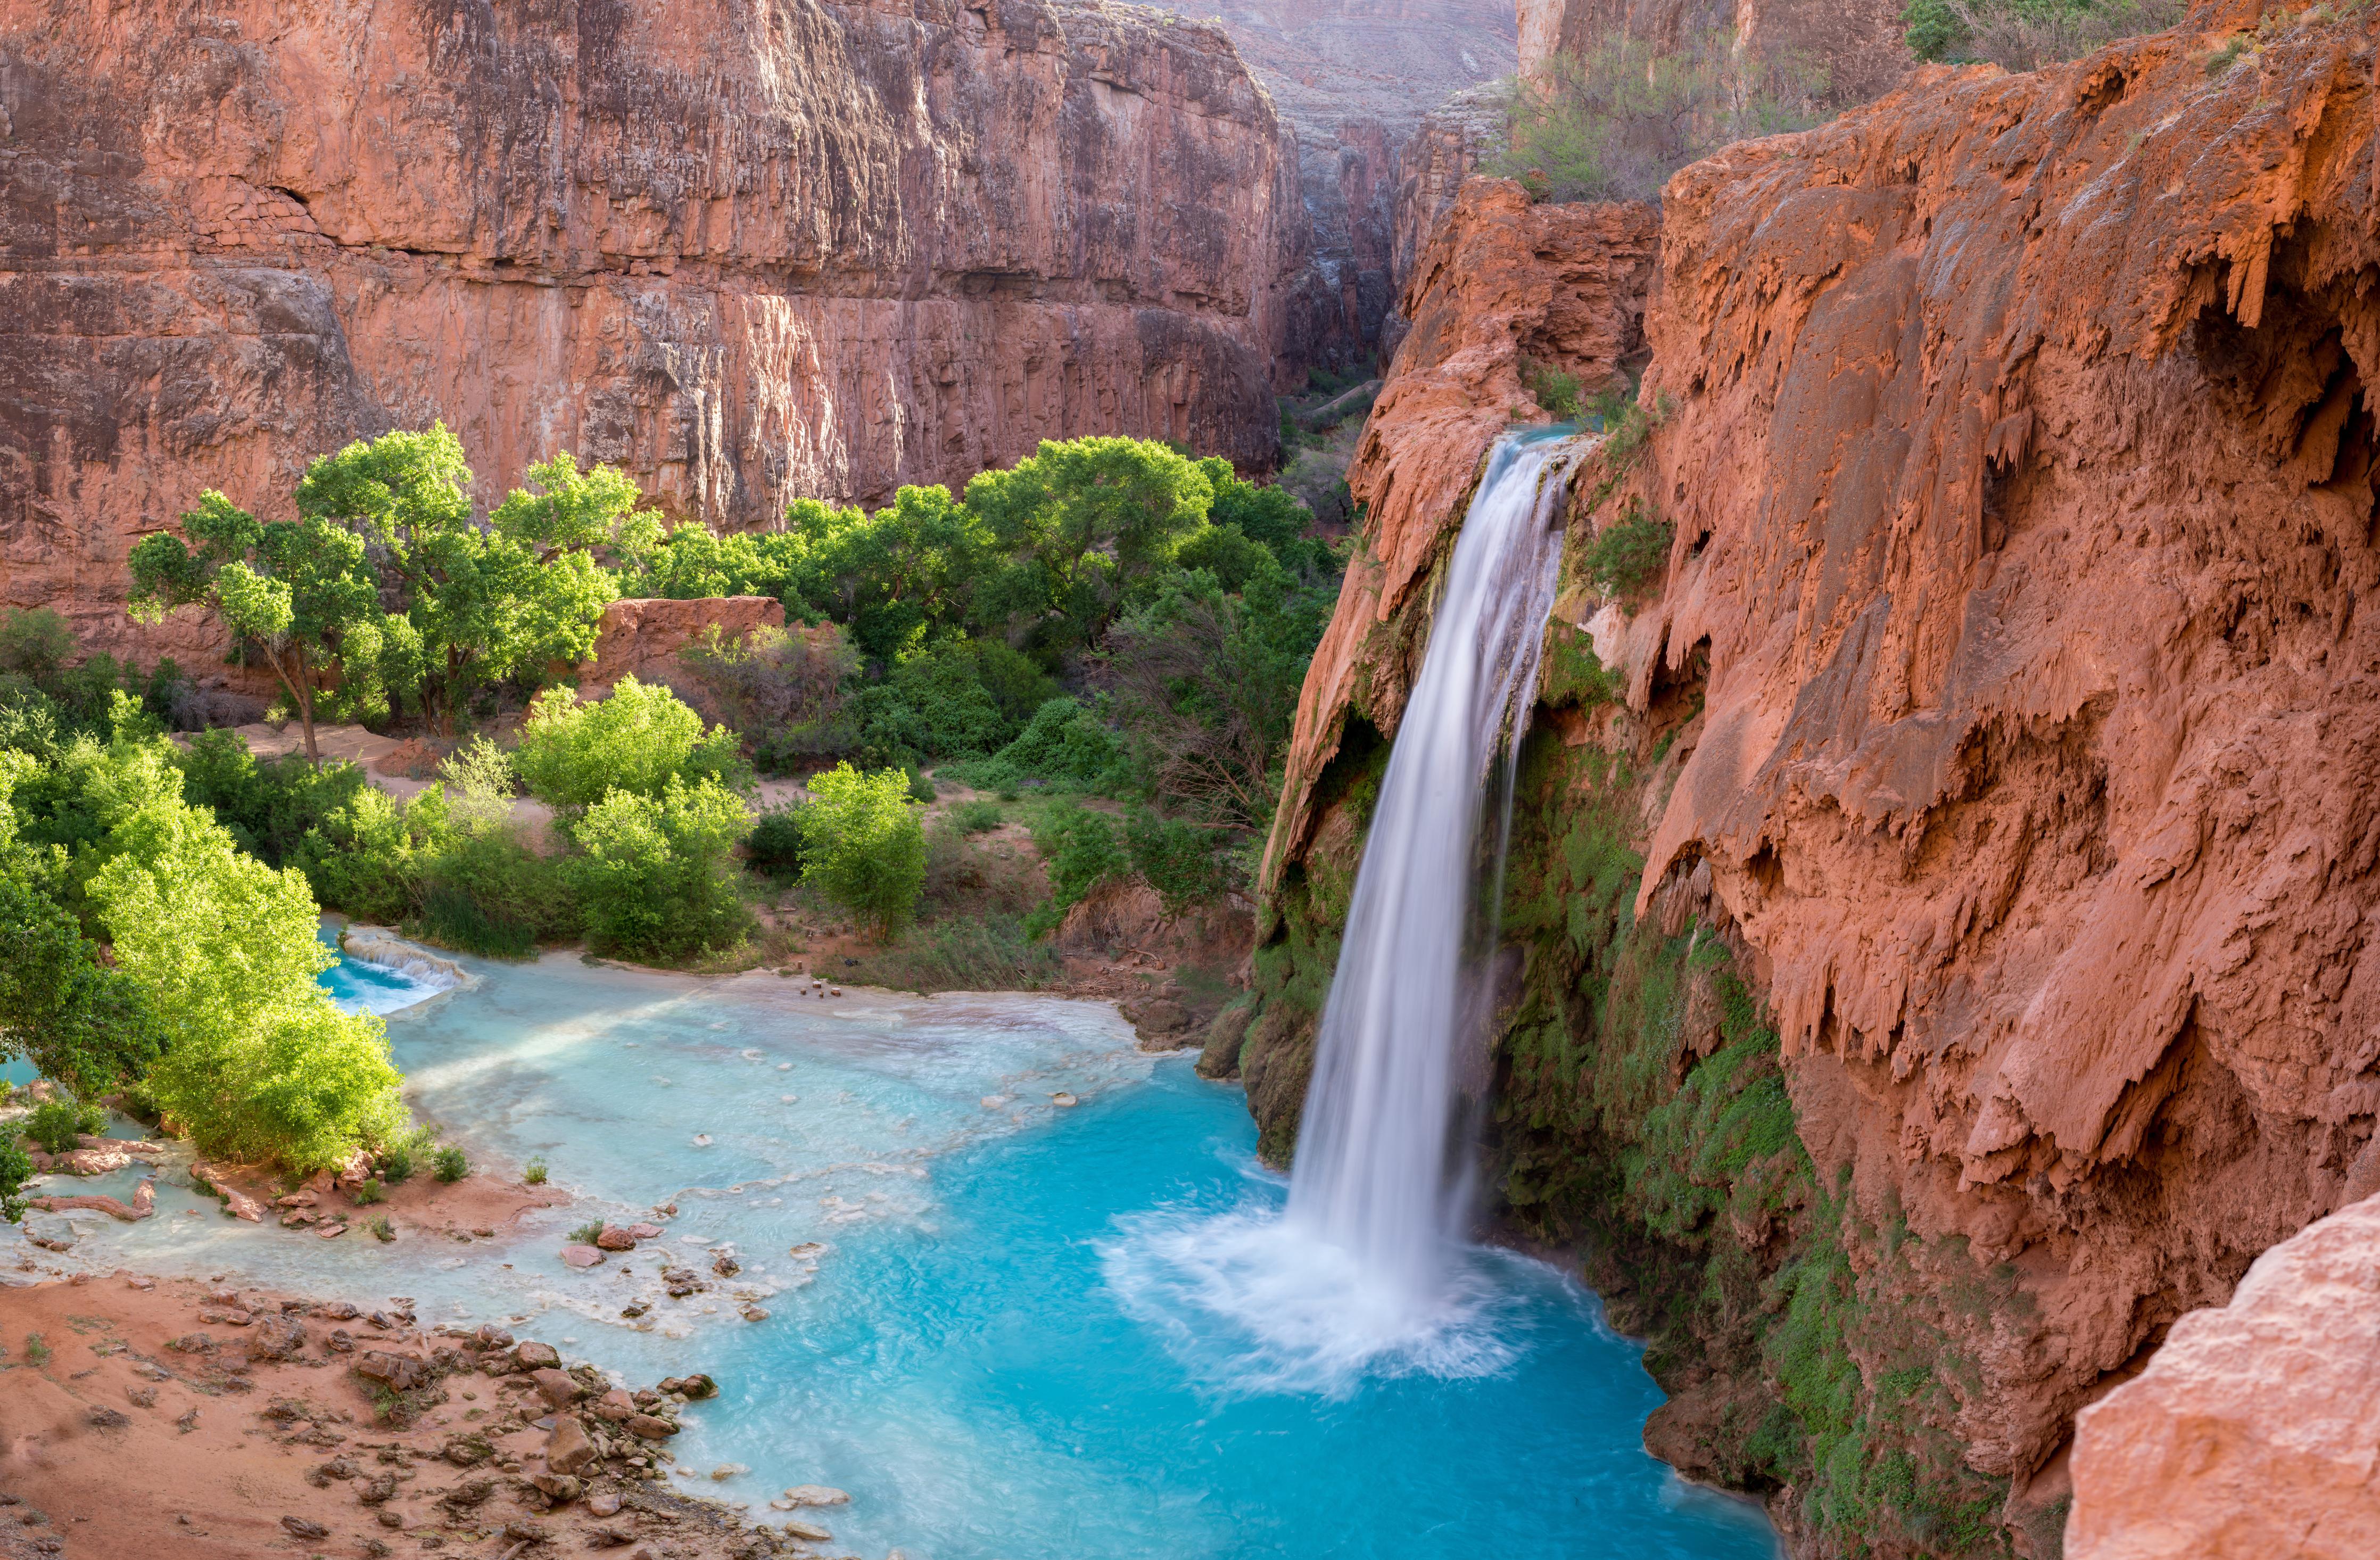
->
[1284,428,1577,1306]
[1104,428,1588,1392]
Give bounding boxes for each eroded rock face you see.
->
[577,596,786,693]
[1263,179,1657,887]
[1518,0,1915,106]
[1250,8,2380,1551]
[1632,15,2380,1486]
[2064,1190,2380,1560]
[2,0,1305,666]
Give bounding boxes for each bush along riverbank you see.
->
[0,426,1341,1195]
[0,1273,837,1558]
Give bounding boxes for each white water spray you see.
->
[1105,429,1583,1391]
[1284,430,1578,1307]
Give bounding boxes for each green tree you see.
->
[566,777,754,962]
[964,438,1216,658]
[296,429,647,735]
[777,486,994,662]
[800,763,925,940]
[127,493,389,763]
[0,751,164,1100]
[513,675,747,808]
[86,772,405,1172]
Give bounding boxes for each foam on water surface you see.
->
[12,948,1776,1559]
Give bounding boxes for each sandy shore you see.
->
[0,1272,852,1560]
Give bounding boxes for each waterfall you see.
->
[1102,428,1582,1393]
[1284,428,1577,1307]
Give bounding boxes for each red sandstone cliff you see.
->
[1,0,1308,666]
[1252,5,2380,1552]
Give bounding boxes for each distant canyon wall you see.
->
[1247,6,2380,1554]
[0,0,1309,667]
[1169,0,1517,369]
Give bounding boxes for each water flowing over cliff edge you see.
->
[1231,6,2380,1555]
[1,0,1310,667]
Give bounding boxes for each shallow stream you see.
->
[10,947,1778,1559]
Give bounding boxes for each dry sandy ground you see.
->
[0,1274,830,1560]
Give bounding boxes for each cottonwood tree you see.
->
[297,428,655,736]
[128,493,387,763]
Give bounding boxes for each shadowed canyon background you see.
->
[8,0,2380,1555]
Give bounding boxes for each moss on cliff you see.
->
[1243,608,2018,1555]
[1489,705,2016,1558]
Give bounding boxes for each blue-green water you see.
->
[26,950,1775,1560]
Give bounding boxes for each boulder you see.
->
[594,1224,638,1252]
[782,1485,851,1507]
[249,1316,307,1360]
[282,1515,329,1539]
[543,1414,597,1476]
[559,1243,607,1269]
[626,1223,665,1241]
[783,1518,833,1542]
[353,1351,428,1393]
[590,1389,638,1423]
[512,1341,560,1371]
[586,1491,623,1517]
[622,1413,679,1440]
[528,1368,586,1408]
[2067,1191,2380,1560]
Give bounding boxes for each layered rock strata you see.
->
[1,0,1308,667]
[1241,8,2380,1555]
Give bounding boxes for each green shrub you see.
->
[1487,29,1824,204]
[746,805,809,880]
[841,914,1066,994]
[515,676,748,808]
[523,1155,548,1186]
[1580,499,1674,599]
[1903,0,2186,71]
[946,697,1125,795]
[566,777,754,964]
[904,763,937,804]
[23,1333,49,1366]
[433,1145,468,1183]
[24,1099,90,1154]
[1125,809,1232,913]
[352,1177,385,1206]
[567,1219,606,1245]
[951,799,1003,835]
[1028,802,1128,934]
[800,763,927,940]
[0,1139,31,1223]
[87,780,407,1173]
[676,623,858,769]
[368,1215,394,1242]
[1517,356,1584,421]
[377,1135,418,1183]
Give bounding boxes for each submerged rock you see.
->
[782,1486,850,1507]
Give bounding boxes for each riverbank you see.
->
[0,1273,811,1560]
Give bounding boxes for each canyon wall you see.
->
[1,0,1309,667]
[1241,6,2380,1555]
[1518,0,1916,106]
[1169,0,1518,368]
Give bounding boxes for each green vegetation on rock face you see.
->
[1239,579,2020,1553]
[1487,30,1827,205]
[1901,0,2185,72]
